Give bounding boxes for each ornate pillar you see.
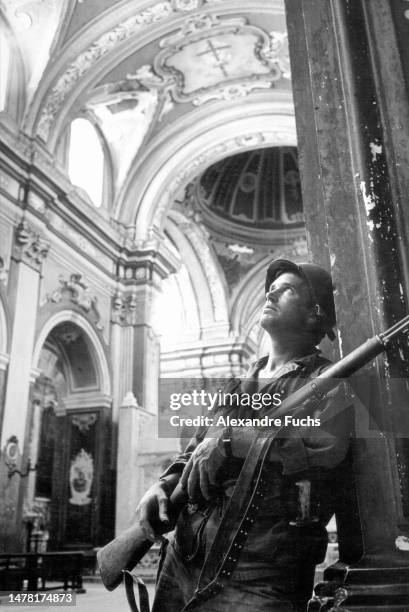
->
[285,0,409,608]
[0,220,49,551]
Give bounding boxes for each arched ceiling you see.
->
[1,1,292,210]
[1,0,299,238]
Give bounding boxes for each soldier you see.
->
[135,259,353,612]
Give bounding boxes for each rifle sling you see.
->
[182,431,275,611]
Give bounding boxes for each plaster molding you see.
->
[154,16,289,104]
[111,287,156,327]
[46,273,103,331]
[63,391,112,410]
[44,238,116,300]
[12,220,50,272]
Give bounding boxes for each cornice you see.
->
[0,131,126,270]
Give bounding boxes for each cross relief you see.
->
[195,39,232,78]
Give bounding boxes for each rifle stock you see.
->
[98,314,409,591]
[97,483,187,591]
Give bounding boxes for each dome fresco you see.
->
[199,147,304,229]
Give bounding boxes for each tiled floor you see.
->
[0,581,156,611]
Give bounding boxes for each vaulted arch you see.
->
[118,101,295,235]
[165,210,229,336]
[33,310,111,397]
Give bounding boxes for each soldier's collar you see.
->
[251,348,321,377]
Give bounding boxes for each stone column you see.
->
[285,0,409,608]
[0,220,49,551]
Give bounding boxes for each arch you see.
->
[33,310,111,396]
[165,211,229,332]
[116,98,296,235]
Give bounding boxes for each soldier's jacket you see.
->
[160,349,354,580]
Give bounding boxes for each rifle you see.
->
[97,314,409,594]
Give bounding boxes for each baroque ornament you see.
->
[36,2,174,141]
[36,0,223,142]
[155,15,288,104]
[192,80,273,106]
[111,289,152,326]
[13,220,50,272]
[48,273,103,330]
[72,413,98,433]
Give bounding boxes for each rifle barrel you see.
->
[380,313,409,343]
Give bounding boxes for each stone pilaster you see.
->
[0,221,49,551]
[110,238,178,419]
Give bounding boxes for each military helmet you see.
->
[264,259,336,341]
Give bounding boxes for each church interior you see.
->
[1,0,409,609]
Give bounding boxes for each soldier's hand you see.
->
[180,437,226,501]
[134,481,171,542]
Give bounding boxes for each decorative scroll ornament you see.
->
[72,413,98,433]
[36,2,174,141]
[171,0,201,10]
[48,273,103,330]
[262,31,291,79]
[69,449,93,506]
[154,15,287,104]
[111,289,151,327]
[192,80,273,106]
[12,220,50,272]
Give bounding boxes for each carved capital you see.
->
[111,287,156,327]
[12,221,50,272]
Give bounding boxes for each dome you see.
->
[198,146,304,230]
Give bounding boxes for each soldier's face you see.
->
[260,272,313,335]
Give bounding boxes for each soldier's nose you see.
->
[266,289,278,302]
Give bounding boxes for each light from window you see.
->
[68,118,104,207]
[0,30,10,112]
